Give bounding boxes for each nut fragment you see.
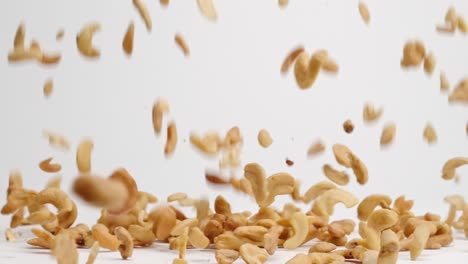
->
[168,192,188,203]
[458,16,468,33]
[133,0,152,31]
[257,129,273,148]
[52,233,78,264]
[278,0,289,8]
[322,58,339,74]
[197,0,218,21]
[76,138,93,173]
[39,157,62,173]
[281,46,305,74]
[165,121,178,156]
[423,52,436,75]
[149,205,177,241]
[5,228,16,241]
[441,157,468,180]
[358,2,370,24]
[244,163,268,205]
[408,222,437,260]
[303,181,337,203]
[349,152,368,185]
[401,40,425,68]
[215,249,239,264]
[122,22,134,55]
[189,226,210,248]
[152,98,170,135]
[309,241,336,253]
[294,50,328,89]
[86,241,100,264]
[380,122,396,146]
[448,78,468,104]
[440,71,450,92]
[332,143,352,168]
[239,243,269,264]
[322,164,349,186]
[115,226,134,259]
[76,22,101,58]
[43,78,53,97]
[363,103,383,123]
[367,209,399,232]
[423,123,437,144]
[343,119,354,134]
[92,224,120,250]
[175,34,190,56]
[44,131,70,151]
[307,140,325,157]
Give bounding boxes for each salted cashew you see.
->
[10,207,24,228]
[311,189,359,217]
[149,205,177,241]
[171,218,199,236]
[302,181,337,203]
[115,226,133,259]
[332,143,352,168]
[214,195,232,215]
[358,194,392,221]
[91,224,120,250]
[363,103,383,123]
[14,23,25,50]
[327,219,355,237]
[175,34,190,56]
[188,226,210,248]
[52,233,78,264]
[197,0,218,21]
[240,243,269,264]
[76,22,101,58]
[441,157,468,180]
[349,152,368,185]
[322,58,339,73]
[281,46,305,74]
[38,157,61,173]
[244,163,268,205]
[27,228,55,248]
[322,164,349,186]
[122,22,134,55]
[448,78,468,104]
[215,249,239,264]
[128,224,155,246]
[362,250,379,264]
[423,123,437,143]
[401,40,425,67]
[423,52,436,75]
[294,50,328,89]
[34,188,77,228]
[152,98,170,135]
[283,212,309,249]
[408,222,437,260]
[359,222,380,251]
[214,231,244,250]
[260,173,295,207]
[444,194,465,225]
[76,138,93,173]
[392,195,413,214]
[86,241,100,264]
[309,241,336,253]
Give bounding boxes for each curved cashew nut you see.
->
[302,181,337,203]
[244,163,268,205]
[311,189,359,217]
[76,22,101,58]
[215,249,239,264]
[215,195,232,215]
[363,103,383,123]
[322,164,349,186]
[133,0,152,30]
[128,224,155,246]
[152,98,170,135]
[283,212,309,249]
[76,139,93,173]
[115,226,134,259]
[358,194,392,221]
[307,252,345,263]
[349,153,368,185]
[92,224,120,250]
[359,222,380,251]
[408,222,437,260]
[35,188,77,228]
[332,143,353,168]
[441,157,468,180]
[149,205,177,241]
[294,50,328,89]
[239,243,269,264]
[38,157,61,173]
[188,226,210,249]
[281,46,305,74]
[260,173,295,207]
[367,209,398,232]
[393,195,413,214]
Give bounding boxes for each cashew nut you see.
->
[303,181,337,204]
[358,194,392,221]
[43,130,70,151]
[214,231,244,250]
[188,226,210,248]
[152,98,170,135]
[175,34,190,56]
[309,241,336,253]
[281,46,305,74]
[441,157,468,180]
[86,241,100,264]
[380,122,396,146]
[197,0,218,21]
[215,249,239,264]
[214,195,232,215]
[34,188,77,228]
[332,143,353,168]
[308,140,325,157]
[407,222,437,260]
[359,222,380,251]
[286,253,310,264]
[149,205,177,241]
[368,209,398,232]
[52,232,78,264]
[363,103,383,123]
[76,22,101,58]
[239,243,269,264]
[378,229,399,264]
[283,212,309,249]
[76,138,93,173]
[171,218,199,236]
[263,224,283,255]
[311,189,359,218]
[294,50,328,89]
[257,129,273,148]
[38,157,61,173]
[322,164,349,186]
[261,173,295,207]
[244,163,268,205]
[449,78,468,104]
[165,121,178,156]
[115,226,134,259]
[349,152,368,185]
[122,22,134,55]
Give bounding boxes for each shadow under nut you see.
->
[73,174,129,213]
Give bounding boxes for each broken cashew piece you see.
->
[239,243,269,264]
[378,229,399,264]
[408,222,437,260]
[152,98,170,135]
[197,0,218,21]
[175,34,190,56]
[380,122,396,146]
[133,0,152,31]
[441,157,468,180]
[115,226,134,259]
[215,249,239,264]
[122,22,134,55]
[76,22,101,58]
[244,163,268,205]
[332,143,353,168]
[39,157,62,173]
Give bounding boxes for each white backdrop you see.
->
[0,0,467,244]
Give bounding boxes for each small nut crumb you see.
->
[285,158,294,166]
[358,2,370,24]
[380,122,396,146]
[175,34,190,56]
[423,123,437,144]
[43,78,53,98]
[440,71,450,92]
[165,121,178,156]
[343,119,354,134]
[307,140,325,157]
[258,129,273,148]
